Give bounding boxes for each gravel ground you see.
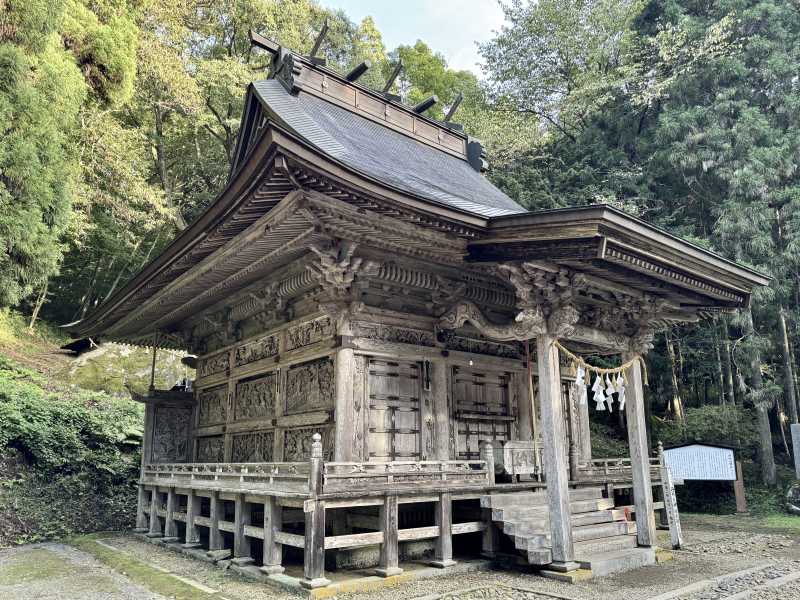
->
[0,543,166,600]
[2,514,798,600]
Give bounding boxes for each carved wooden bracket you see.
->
[438,300,546,341]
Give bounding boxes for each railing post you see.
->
[261,495,284,575]
[232,493,253,566]
[183,489,201,548]
[376,494,402,577]
[135,484,148,532]
[431,491,456,568]
[480,441,495,485]
[146,487,162,538]
[163,487,178,541]
[301,434,330,589]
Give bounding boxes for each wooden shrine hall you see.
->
[70,30,768,589]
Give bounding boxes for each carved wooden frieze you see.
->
[197,351,229,378]
[235,333,278,367]
[283,426,333,461]
[234,373,277,421]
[352,321,436,347]
[231,430,274,462]
[438,330,521,359]
[197,435,224,462]
[285,357,334,414]
[285,316,333,351]
[198,385,228,426]
[151,406,192,463]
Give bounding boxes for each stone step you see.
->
[491,497,614,522]
[574,533,638,557]
[579,547,656,577]
[526,547,552,565]
[481,487,604,509]
[500,520,548,537]
[573,520,636,542]
[514,533,549,551]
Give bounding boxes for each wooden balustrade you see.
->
[574,457,662,482]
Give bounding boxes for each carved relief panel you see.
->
[352,322,436,347]
[285,357,334,415]
[231,431,274,462]
[198,385,228,426]
[197,351,229,379]
[234,373,277,421]
[197,435,224,462]
[285,316,333,351]
[284,426,334,461]
[235,334,278,367]
[151,406,192,463]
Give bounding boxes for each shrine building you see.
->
[70,31,768,589]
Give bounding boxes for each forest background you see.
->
[1,0,799,543]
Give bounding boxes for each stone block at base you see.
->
[300,577,332,589]
[547,561,581,573]
[231,557,255,567]
[144,533,163,539]
[181,542,202,549]
[374,567,404,577]
[540,568,593,583]
[260,565,285,575]
[159,537,180,544]
[429,559,457,569]
[206,549,232,562]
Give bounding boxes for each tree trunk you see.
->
[719,319,736,405]
[154,107,188,231]
[28,279,48,332]
[664,331,685,424]
[714,326,726,404]
[745,310,777,486]
[778,307,799,424]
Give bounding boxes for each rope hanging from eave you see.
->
[551,339,648,386]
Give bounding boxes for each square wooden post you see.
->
[537,334,578,571]
[432,359,451,460]
[260,495,284,575]
[301,434,330,589]
[183,490,201,548]
[147,488,162,538]
[208,491,223,551]
[135,484,148,532]
[623,353,657,547]
[334,348,356,462]
[431,492,456,568]
[163,488,178,541]
[376,494,402,576]
[232,493,253,565]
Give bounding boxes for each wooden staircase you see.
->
[481,487,652,574]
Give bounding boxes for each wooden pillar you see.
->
[537,335,578,571]
[184,490,201,547]
[376,494,402,576]
[431,492,456,568]
[334,348,355,462]
[481,519,499,559]
[232,494,253,564]
[301,434,330,589]
[208,491,223,551]
[163,488,178,541]
[261,496,284,575]
[147,488,162,537]
[432,359,451,460]
[135,484,148,532]
[624,353,657,547]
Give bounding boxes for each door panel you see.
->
[453,367,512,460]
[367,359,421,461]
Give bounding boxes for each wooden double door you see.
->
[453,366,513,460]
[366,358,422,461]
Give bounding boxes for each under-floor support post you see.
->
[260,496,284,575]
[537,334,578,571]
[376,494,402,576]
[301,500,329,589]
[209,491,223,551]
[147,488,162,538]
[624,352,657,547]
[232,493,253,564]
[135,484,148,532]
[431,492,456,568]
[163,488,178,541]
[184,490,201,548]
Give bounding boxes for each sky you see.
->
[320,0,507,76]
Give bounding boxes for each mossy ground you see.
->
[0,547,72,586]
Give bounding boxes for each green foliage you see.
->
[589,421,629,458]
[0,356,142,544]
[652,405,758,457]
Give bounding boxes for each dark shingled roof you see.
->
[253,79,527,218]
